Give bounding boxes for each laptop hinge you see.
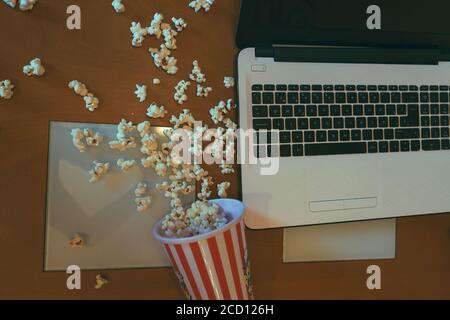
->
[257,46,440,65]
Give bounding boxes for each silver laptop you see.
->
[236,0,450,229]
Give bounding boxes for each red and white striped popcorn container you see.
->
[153,199,254,300]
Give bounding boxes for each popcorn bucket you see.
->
[153,199,253,300]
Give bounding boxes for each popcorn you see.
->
[198,176,213,201]
[130,21,148,47]
[137,121,151,138]
[189,0,215,12]
[83,93,99,112]
[109,137,137,151]
[134,182,148,197]
[3,0,17,8]
[170,109,195,129]
[85,129,103,147]
[71,128,86,152]
[117,158,137,171]
[147,13,165,39]
[0,79,14,99]
[140,133,158,155]
[217,181,231,198]
[148,44,179,75]
[68,234,84,248]
[196,84,212,97]
[111,0,125,13]
[94,274,108,289]
[134,84,147,102]
[172,17,187,32]
[18,0,37,11]
[70,128,103,152]
[146,102,167,118]
[88,161,110,183]
[68,80,88,97]
[162,27,178,50]
[116,119,135,140]
[189,60,206,84]
[220,160,234,174]
[152,78,161,85]
[224,76,235,88]
[23,58,45,77]
[135,196,152,212]
[209,99,236,124]
[173,80,190,105]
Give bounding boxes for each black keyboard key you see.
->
[262,92,274,104]
[395,128,420,139]
[440,85,449,91]
[292,131,303,143]
[276,84,287,91]
[252,84,263,91]
[364,104,375,116]
[300,92,311,103]
[351,130,362,141]
[336,92,346,103]
[288,84,299,91]
[378,116,389,128]
[430,92,439,103]
[345,117,356,128]
[363,129,373,140]
[318,105,329,116]
[353,104,364,116]
[298,118,309,129]
[358,92,369,103]
[389,141,400,152]
[282,105,293,117]
[399,85,408,91]
[357,85,367,91]
[391,92,401,103]
[300,85,311,91]
[384,129,394,140]
[374,129,383,140]
[322,117,333,129]
[386,104,396,115]
[379,141,389,153]
[252,92,262,104]
[368,85,377,91]
[292,144,304,156]
[440,104,449,114]
[442,139,450,150]
[288,92,299,104]
[273,118,284,130]
[346,85,356,91]
[342,105,352,116]
[421,104,430,114]
[347,92,357,103]
[312,85,322,91]
[252,105,268,117]
[389,116,399,127]
[294,105,305,117]
[431,128,440,138]
[422,139,441,151]
[269,105,281,117]
[325,85,334,91]
[304,131,315,142]
[368,117,378,128]
[310,118,321,129]
[280,131,291,143]
[312,92,323,103]
[264,84,275,91]
[441,116,449,126]
[368,142,378,153]
[280,144,292,157]
[409,85,418,91]
[335,85,345,91]
[380,92,390,103]
[402,92,418,103]
[411,140,421,151]
[442,127,449,138]
[376,104,385,115]
[305,142,367,156]
[356,117,366,128]
[430,104,440,114]
[420,92,429,103]
[330,105,341,116]
[420,85,429,91]
[421,116,430,126]
[378,85,388,91]
[316,131,327,142]
[400,140,410,152]
[389,85,399,91]
[421,128,430,139]
[285,118,297,130]
[369,92,380,103]
[333,118,344,129]
[253,119,271,130]
[340,130,350,141]
[275,92,287,104]
[324,92,335,103]
[307,105,317,117]
[431,116,440,126]
[328,130,339,141]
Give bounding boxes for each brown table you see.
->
[0,0,449,299]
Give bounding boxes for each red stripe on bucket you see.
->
[236,222,245,261]
[175,244,201,300]
[207,237,231,300]
[164,243,179,273]
[223,229,244,300]
[189,242,216,300]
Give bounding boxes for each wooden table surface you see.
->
[0,0,449,300]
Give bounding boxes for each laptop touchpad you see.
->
[305,162,379,211]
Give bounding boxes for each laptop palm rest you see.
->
[310,197,378,212]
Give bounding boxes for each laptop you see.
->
[236,0,450,229]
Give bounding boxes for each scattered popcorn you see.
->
[117,158,137,171]
[94,274,108,289]
[134,182,148,197]
[137,121,151,137]
[130,21,148,47]
[152,78,161,85]
[0,79,14,100]
[173,80,190,105]
[70,128,86,152]
[83,93,99,112]
[189,60,206,84]
[111,0,125,13]
[146,102,167,118]
[148,44,179,75]
[147,13,165,39]
[84,128,103,147]
[170,109,195,129]
[116,119,135,140]
[224,76,235,88]
[172,17,187,32]
[135,196,152,212]
[68,234,84,248]
[134,84,147,102]
[220,160,234,174]
[18,0,37,11]
[196,84,212,97]
[198,176,213,201]
[140,133,158,155]
[88,161,110,183]
[189,0,215,13]
[71,128,103,152]
[209,99,236,124]
[109,137,137,151]
[68,80,88,97]
[217,181,231,198]
[23,58,45,77]
[3,0,17,8]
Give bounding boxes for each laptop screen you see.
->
[237,0,450,52]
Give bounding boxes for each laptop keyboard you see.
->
[251,84,450,157]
